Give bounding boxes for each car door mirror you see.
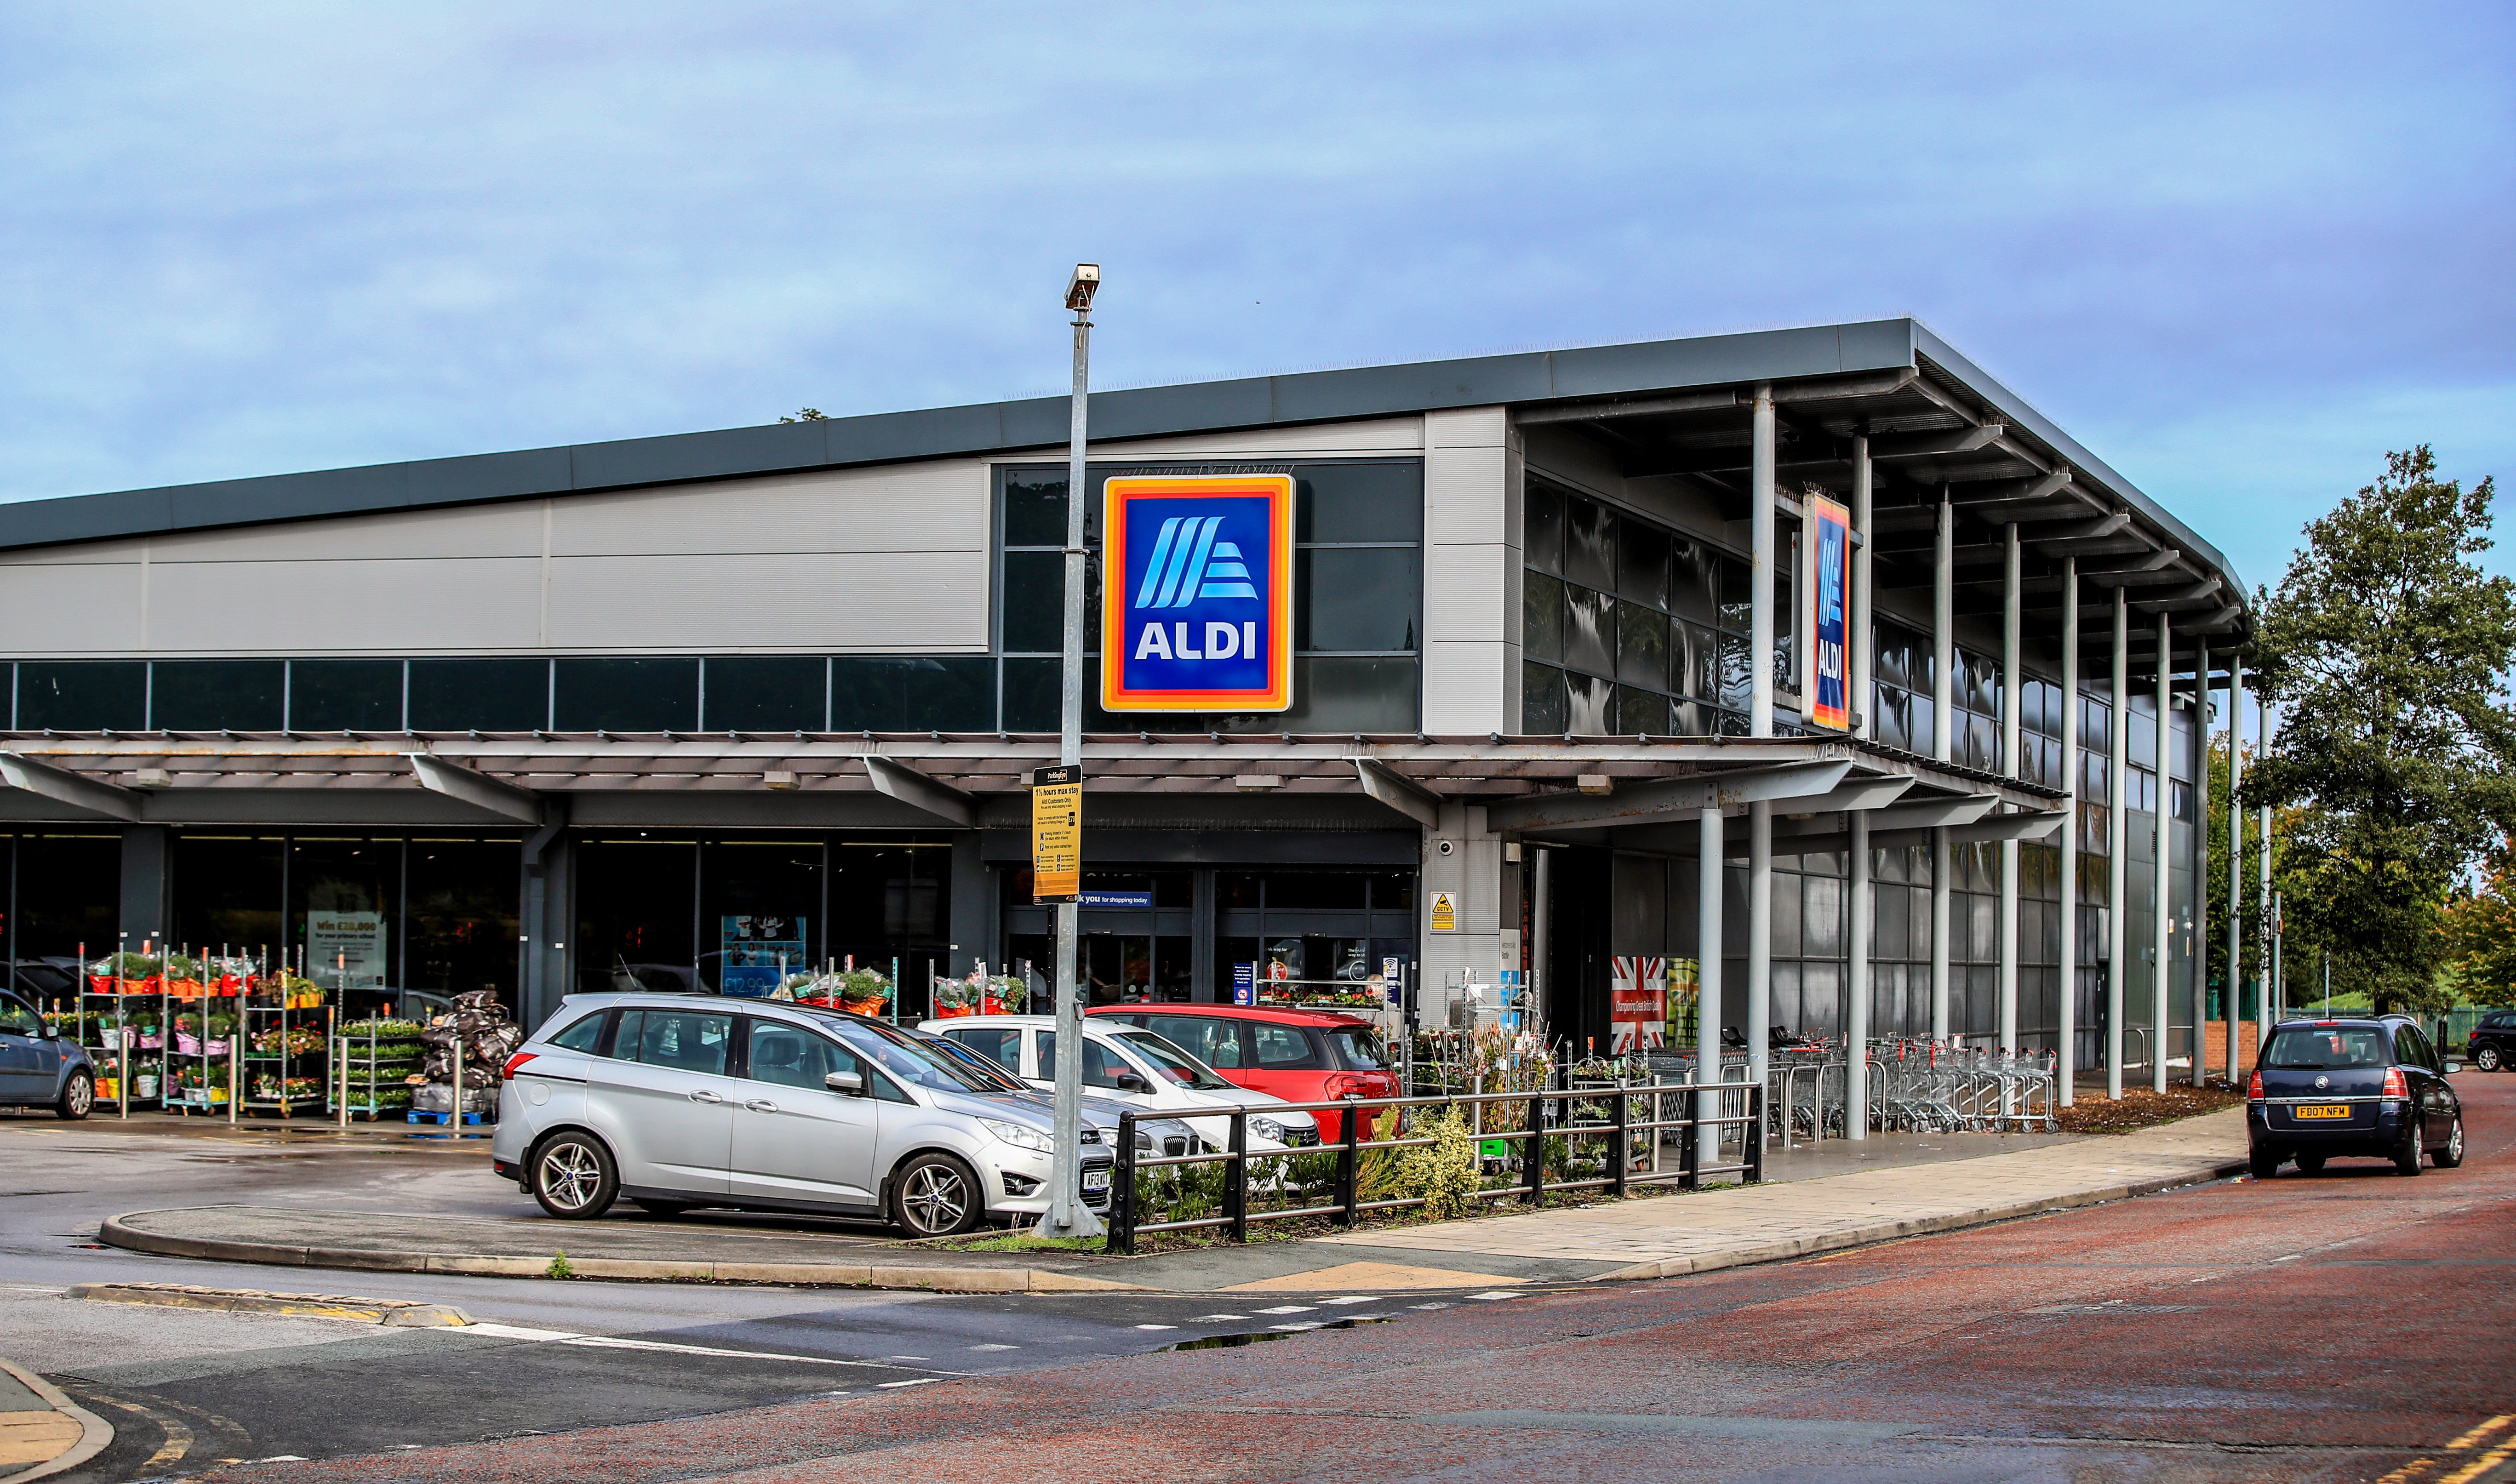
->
[39,1022,57,1039]
[824,1071,865,1096]
[1110,1071,1148,1094]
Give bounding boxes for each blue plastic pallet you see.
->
[405,1109,487,1126]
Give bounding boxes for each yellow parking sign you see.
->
[1031,765,1081,902]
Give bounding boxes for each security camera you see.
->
[1065,263,1100,312]
[1435,839,1457,857]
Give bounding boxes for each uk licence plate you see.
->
[2293,1104,2350,1119]
[1083,1169,1111,1191]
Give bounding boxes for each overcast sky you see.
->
[1,3,2508,594]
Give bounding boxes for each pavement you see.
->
[87,1110,2243,1294]
[0,1358,108,1484]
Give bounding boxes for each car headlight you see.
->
[980,1118,1055,1153]
[1249,1116,1286,1143]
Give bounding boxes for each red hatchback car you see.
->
[1086,1004,1400,1143]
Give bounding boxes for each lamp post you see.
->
[1036,264,1104,1239]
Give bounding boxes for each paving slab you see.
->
[94,1110,2247,1295]
[0,1357,110,1484]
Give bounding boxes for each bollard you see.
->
[1334,1095,1361,1227]
[1680,1082,1702,1192]
[1745,1085,1767,1183]
[1109,1110,1138,1256]
[1524,1091,1546,1206]
[1611,1082,1630,1199]
[1224,1107,1248,1244]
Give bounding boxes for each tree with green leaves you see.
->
[2249,447,2515,1016]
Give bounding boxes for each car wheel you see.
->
[629,1199,694,1219]
[532,1132,619,1219]
[2247,1147,2282,1180]
[2433,1116,2465,1169]
[2477,1046,2504,1073]
[891,1152,984,1237]
[54,1069,92,1121]
[2393,1117,2425,1177]
[2293,1153,2325,1174]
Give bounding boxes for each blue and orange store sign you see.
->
[1100,474,1295,713]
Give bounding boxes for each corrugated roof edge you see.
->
[0,320,1910,552]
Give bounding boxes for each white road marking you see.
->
[1269,1322,1325,1332]
[877,1378,939,1389]
[1469,1292,1521,1301]
[1409,1303,1450,1311]
[1133,1324,1177,1331]
[450,1322,961,1372]
[967,1343,1018,1351]
[1255,1305,1315,1315]
[1321,1295,1380,1305]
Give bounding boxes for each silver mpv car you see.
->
[491,993,1113,1236]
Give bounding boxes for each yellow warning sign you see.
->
[1429,890,1458,933]
[1031,765,1081,902]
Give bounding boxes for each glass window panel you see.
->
[745,1020,856,1091]
[1563,584,1613,676]
[702,839,823,992]
[1523,481,1565,576]
[575,838,699,994]
[11,834,118,964]
[1769,869,1802,956]
[1614,686,1669,736]
[1001,549,1065,654]
[1804,874,1844,958]
[1566,496,1615,592]
[553,657,698,732]
[1718,555,1752,634]
[1522,571,1563,663]
[17,661,145,731]
[1298,548,1419,652]
[1297,463,1422,543]
[1908,692,1935,758]
[703,656,825,733]
[405,839,521,1009]
[1368,872,1416,910]
[1565,671,1613,735]
[1266,872,1367,909]
[831,658,996,733]
[621,1009,732,1074]
[1616,600,1667,690]
[1617,523,1668,609]
[172,835,284,963]
[999,658,1126,734]
[1668,698,1713,736]
[150,660,284,731]
[1670,540,1719,625]
[291,659,403,732]
[408,658,548,731]
[1521,662,1567,734]
[1002,471,1069,548]
[1716,629,1751,711]
[1676,620,1718,700]
[1265,656,1416,732]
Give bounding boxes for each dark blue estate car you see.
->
[0,988,94,1119]
[2248,1015,2463,1178]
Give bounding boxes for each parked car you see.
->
[0,989,93,1119]
[491,993,1114,1236]
[2247,1015,2465,1178]
[2467,1010,2516,1073]
[918,1014,1321,1152]
[1087,1004,1399,1143]
[915,1028,1206,1161]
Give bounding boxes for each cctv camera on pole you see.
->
[1035,264,1104,1239]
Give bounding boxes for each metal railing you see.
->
[1105,1080,1764,1255]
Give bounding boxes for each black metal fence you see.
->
[1106,1080,1764,1255]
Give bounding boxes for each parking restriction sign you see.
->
[1031,765,1081,902]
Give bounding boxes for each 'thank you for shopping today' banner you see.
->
[1101,474,1294,712]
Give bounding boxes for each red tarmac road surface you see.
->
[207,1077,2516,1484]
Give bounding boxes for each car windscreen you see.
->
[1114,1030,1239,1090]
[919,1031,1031,1093]
[1323,1026,1389,1071]
[805,1014,1002,1095]
[2264,1027,2390,1069]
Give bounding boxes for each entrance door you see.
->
[728,1018,879,1208]
[587,1007,737,1195]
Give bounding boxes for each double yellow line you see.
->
[2379,1414,2516,1484]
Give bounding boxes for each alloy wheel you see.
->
[63,1073,91,1119]
[2481,1047,2504,1073]
[900,1163,970,1234]
[539,1143,604,1212]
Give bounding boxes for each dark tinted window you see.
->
[1143,1014,1245,1069]
[0,994,37,1036]
[1324,1025,1388,1070]
[1268,873,1367,910]
[1298,548,1418,651]
[1521,662,1567,733]
[2265,1027,2389,1069]
[1524,482,1564,575]
[548,1012,607,1053]
[943,1026,1024,1073]
[1251,1021,1324,1070]
[1566,497,1615,591]
[17,662,145,730]
[830,657,995,732]
[409,659,548,731]
[613,1009,732,1074]
[152,660,285,731]
[291,660,404,731]
[1000,549,1066,654]
[703,657,825,732]
[554,657,698,732]
[1296,463,1421,543]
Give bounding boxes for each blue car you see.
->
[0,987,95,1119]
[2248,1015,2463,1178]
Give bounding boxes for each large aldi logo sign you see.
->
[1102,474,1294,712]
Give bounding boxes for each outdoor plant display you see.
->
[930,970,1022,1018]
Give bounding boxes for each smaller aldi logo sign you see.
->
[1102,474,1294,712]
[1803,494,1851,732]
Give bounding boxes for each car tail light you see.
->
[2382,1066,2407,1099]
[502,1051,537,1079]
[2246,1071,2264,1101]
[1326,1074,1361,1098]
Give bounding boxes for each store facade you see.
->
[0,318,2247,1103]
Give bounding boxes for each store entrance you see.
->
[1001,868,1194,1005]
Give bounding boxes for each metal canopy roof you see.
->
[0,319,2247,660]
[0,731,2060,838]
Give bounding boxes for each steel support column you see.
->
[1931,486,1955,1044]
[2058,558,2080,1102]
[2107,588,2129,1100]
[2258,694,2274,1055]
[1999,523,2022,1054]
[1748,382,1775,1087]
[1847,809,1871,1140]
[2190,639,2211,1084]
[2152,611,2173,1094]
[1850,435,1873,740]
[1748,799,1770,1094]
[1698,803,1724,1169]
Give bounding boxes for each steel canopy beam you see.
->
[1773,774,1917,822]
[1878,809,2067,849]
[406,753,547,824]
[0,752,143,821]
[1483,759,1853,832]
[1354,757,1442,830]
[862,755,978,827]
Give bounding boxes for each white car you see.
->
[918,1015,1322,1153]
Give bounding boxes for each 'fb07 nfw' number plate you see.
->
[1082,1169,1112,1191]
[2293,1104,2352,1119]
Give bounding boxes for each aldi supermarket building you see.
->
[0,319,2248,1083]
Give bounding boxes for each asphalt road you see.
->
[6,1076,2512,1483]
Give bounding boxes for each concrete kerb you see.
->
[0,1358,112,1484]
[96,1216,1149,1294]
[1595,1157,2253,1280]
[65,1282,474,1327]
